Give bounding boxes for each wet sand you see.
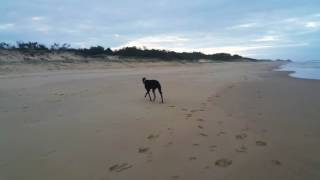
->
[0,62,319,180]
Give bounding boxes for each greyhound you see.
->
[142,77,163,103]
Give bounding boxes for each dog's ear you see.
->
[142,77,146,83]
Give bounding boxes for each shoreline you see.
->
[0,61,319,180]
[276,61,320,81]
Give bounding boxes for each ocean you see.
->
[277,60,320,80]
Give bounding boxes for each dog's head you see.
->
[142,77,146,83]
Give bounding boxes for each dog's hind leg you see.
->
[152,89,156,101]
[158,87,163,103]
[147,90,152,101]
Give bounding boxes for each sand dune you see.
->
[0,61,319,180]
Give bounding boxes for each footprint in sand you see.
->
[146,151,153,163]
[164,142,173,147]
[217,131,226,136]
[209,145,217,152]
[197,125,204,129]
[190,109,198,113]
[199,133,208,137]
[185,113,193,118]
[138,147,150,153]
[235,133,248,140]
[217,121,223,125]
[147,134,160,140]
[256,141,267,146]
[215,158,232,167]
[271,160,282,166]
[235,145,247,153]
[22,106,29,109]
[189,156,197,161]
[54,92,65,96]
[109,163,133,172]
[181,108,188,111]
[193,143,200,146]
[171,175,180,179]
[197,118,205,122]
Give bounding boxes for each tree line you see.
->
[0,41,246,61]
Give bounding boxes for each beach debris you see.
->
[147,134,159,140]
[196,118,205,122]
[235,133,247,140]
[256,141,267,146]
[217,131,226,136]
[235,145,247,153]
[199,133,208,137]
[215,158,232,167]
[271,160,282,165]
[138,147,149,153]
[109,163,133,172]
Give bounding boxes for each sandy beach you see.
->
[0,61,319,180]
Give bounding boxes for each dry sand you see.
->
[0,61,319,180]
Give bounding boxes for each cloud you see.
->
[115,35,190,49]
[1,1,320,61]
[0,23,15,30]
[113,33,308,56]
[35,25,50,32]
[253,35,280,42]
[305,21,320,28]
[313,13,320,17]
[191,43,308,55]
[228,23,258,29]
[113,34,121,38]
[28,16,51,33]
[31,16,45,21]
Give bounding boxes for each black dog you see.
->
[142,77,163,103]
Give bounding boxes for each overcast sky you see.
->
[1,0,320,61]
